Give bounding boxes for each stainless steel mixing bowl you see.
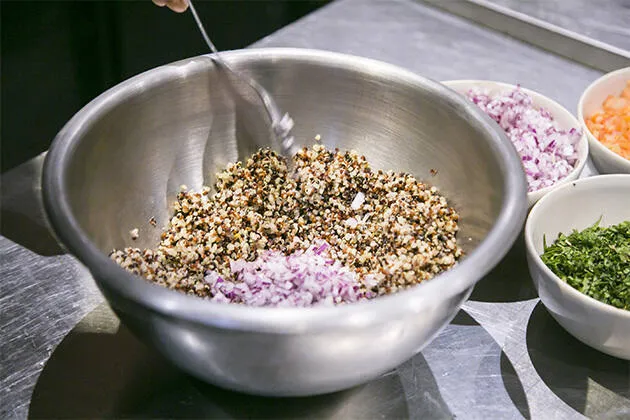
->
[42,48,527,396]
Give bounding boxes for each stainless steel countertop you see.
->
[489,0,630,51]
[1,0,628,418]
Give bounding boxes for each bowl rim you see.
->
[524,174,630,320]
[577,67,630,171]
[42,48,528,333]
[442,79,589,204]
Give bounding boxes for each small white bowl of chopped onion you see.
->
[444,80,589,208]
[578,67,630,174]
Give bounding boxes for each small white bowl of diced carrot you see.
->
[578,67,630,174]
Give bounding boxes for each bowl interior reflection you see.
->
[66,54,508,257]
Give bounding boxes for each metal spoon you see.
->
[188,0,298,161]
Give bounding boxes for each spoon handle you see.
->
[187,0,297,157]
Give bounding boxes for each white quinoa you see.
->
[110,144,462,298]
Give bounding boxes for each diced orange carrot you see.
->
[586,80,630,160]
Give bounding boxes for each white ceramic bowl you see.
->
[578,67,630,174]
[444,80,589,208]
[524,175,630,360]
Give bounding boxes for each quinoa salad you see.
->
[111,143,462,307]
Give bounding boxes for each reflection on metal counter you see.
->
[27,305,480,419]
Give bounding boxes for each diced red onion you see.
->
[466,86,581,192]
[204,241,375,307]
[350,192,365,210]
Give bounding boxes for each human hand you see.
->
[152,0,188,13]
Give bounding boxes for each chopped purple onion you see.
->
[204,241,375,307]
[466,86,581,193]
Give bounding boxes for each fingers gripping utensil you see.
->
[188,0,298,160]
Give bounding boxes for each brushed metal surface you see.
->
[420,0,630,73]
[253,0,603,112]
[2,0,628,418]
[41,47,526,396]
[489,0,630,52]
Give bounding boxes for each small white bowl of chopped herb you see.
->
[524,174,630,360]
[444,80,589,208]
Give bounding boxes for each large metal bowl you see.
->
[42,48,527,396]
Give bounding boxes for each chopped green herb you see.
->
[541,219,630,311]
